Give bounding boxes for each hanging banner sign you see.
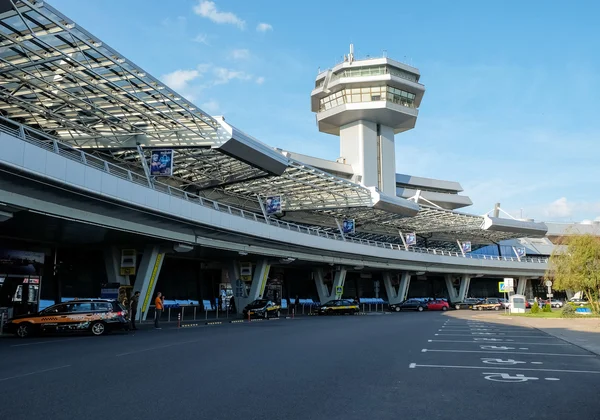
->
[149,149,174,176]
[342,219,355,234]
[515,247,526,258]
[405,233,417,246]
[265,196,282,215]
[120,249,137,276]
[461,241,472,253]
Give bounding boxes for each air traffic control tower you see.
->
[311,45,425,197]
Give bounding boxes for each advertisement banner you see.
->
[265,196,282,215]
[0,249,45,275]
[149,149,174,176]
[120,249,137,276]
[342,219,355,234]
[405,233,417,246]
[461,241,472,253]
[515,247,526,258]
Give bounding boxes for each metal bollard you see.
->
[292,308,295,319]
[0,312,4,336]
[362,304,365,313]
[178,313,181,328]
[168,307,171,322]
[193,306,197,321]
[182,307,185,321]
[205,308,208,320]
[216,305,219,319]
[226,305,229,319]
[369,304,372,312]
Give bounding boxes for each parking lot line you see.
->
[10,337,89,347]
[427,339,570,346]
[421,348,594,357]
[408,363,600,374]
[115,338,203,357]
[435,333,557,338]
[0,365,71,382]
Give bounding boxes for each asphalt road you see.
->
[1,312,599,420]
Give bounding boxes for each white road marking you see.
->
[10,337,88,347]
[427,340,567,345]
[420,349,593,357]
[434,334,556,338]
[409,363,600,374]
[481,358,527,365]
[0,365,71,382]
[116,339,203,357]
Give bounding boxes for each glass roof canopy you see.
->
[0,1,548,245]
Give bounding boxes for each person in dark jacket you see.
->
[129,291,140,330]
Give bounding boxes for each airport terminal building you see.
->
[0,1,572,320]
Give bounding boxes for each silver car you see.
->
[550,299,564,308]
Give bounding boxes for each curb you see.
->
[205,321,222,326]
[180,323,202,328]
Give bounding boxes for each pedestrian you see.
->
[154,292,164,329]
[129,291,140,330]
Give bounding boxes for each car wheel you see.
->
[478,307,483,311]
[417,306,424,312]
[494,306,499,311]
[442,306,448,311]
[455,304,461,310]
[16,323,32,338]
[90,321,106,336]
[263,311,269,319]
[394,306,401,312]
[276,310,281,318]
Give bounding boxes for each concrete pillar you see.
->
[444,274,459,303]
[385,272,411,304]
[134,245,166,321]
[314,267,347,303]
[516,277,528,295]
[457,275,471,301]
[236,259,270,311]
[383,272,397,302]
[104,246,130,285]
[332,268,347,300]
[227,261,245,314]
[314,268,329,304]
[566,289,574,300]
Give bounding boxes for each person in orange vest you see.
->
[154,292,164,329]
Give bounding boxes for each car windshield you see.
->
[249,300,268,306]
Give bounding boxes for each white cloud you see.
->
[213,67,252,85]
[545,197,573,219]
[161,69,201,91]
[255,76,265,85]
[201,99,220,114]
[192,33,210,45]
[256,23,272,32]
[230,49,250,60]
[193,1,245,29]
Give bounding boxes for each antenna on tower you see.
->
[349,44,354,64]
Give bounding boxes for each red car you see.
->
[427,299,449,311]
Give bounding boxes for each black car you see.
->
[242,299,281,319]
[318,299,360,315]
[390,299,428,312]
[3,299,129,338]
[453,298,484,310]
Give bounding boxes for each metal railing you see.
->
[0,116,548,265]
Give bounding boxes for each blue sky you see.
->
[51,0,600,222]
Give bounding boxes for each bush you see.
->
[531,302,540,313]
[562,304,576,318]
[543,303,552,312]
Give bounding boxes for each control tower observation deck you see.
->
[311,45,425,197]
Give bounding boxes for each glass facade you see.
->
[318,86,416,112]
[331,65,418,83]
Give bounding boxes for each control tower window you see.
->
[318,86,415,112]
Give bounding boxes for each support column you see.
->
[237,259,270,311]
[566,289,574,300]
[386,272,411,305]
[104,247,130,285]
[227,260,245,314]
[457,275,471,302]
[516,277,528,295]
[314,267,347,303]
[383,272,398,303]
[134,245,166,321]
[314,268,329,304]
[444,274,459,303]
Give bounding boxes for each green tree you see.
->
[546,234,600,314]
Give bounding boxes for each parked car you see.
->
[318,299,359,315]
[242,299,281,319]
[390,299,428,312]
[427,300,449,311]
[550,300,564,308]
[453,298,483,310]
[3,299,128,338]
[568,298,588,307]
[472,298,503,311]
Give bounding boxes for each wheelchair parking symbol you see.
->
[481,358,526,365]
[480,345,515,350]
[483,373,560,382]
